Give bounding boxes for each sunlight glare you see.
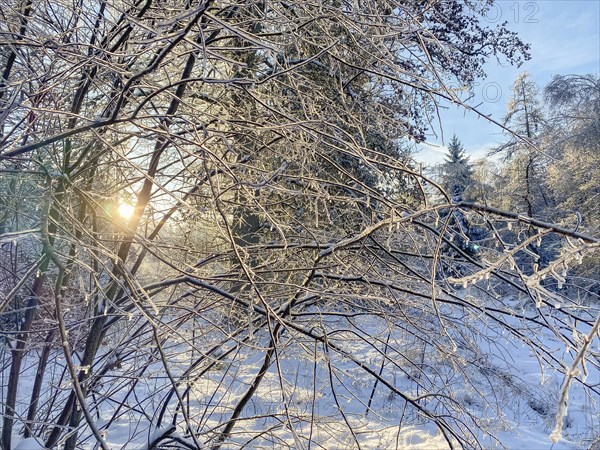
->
[118,202,135,219]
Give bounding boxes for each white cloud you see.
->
[414,143,447,166]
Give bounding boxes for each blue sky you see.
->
[415,0,600,165]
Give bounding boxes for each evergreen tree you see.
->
[441,134,473,198]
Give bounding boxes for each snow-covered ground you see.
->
[5,291,598,450]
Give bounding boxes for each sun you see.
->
[118,202,135,220]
